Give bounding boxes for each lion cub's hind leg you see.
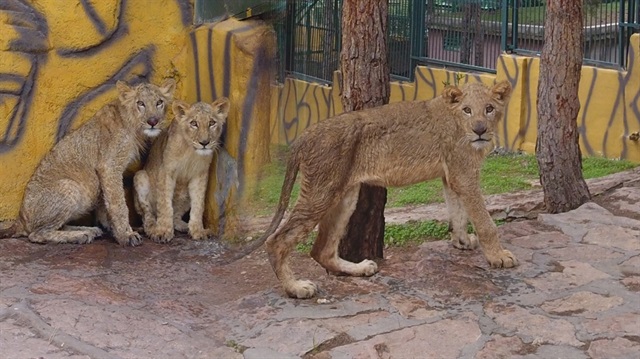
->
[29,228,102,244]
[265,200,326,299]
[26,180,101,244]
[442,177,479,250]
[185,175,214,240]
[311,184,379,277]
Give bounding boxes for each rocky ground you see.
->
[0,168,639,359]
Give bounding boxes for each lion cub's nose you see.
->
[147,118,159,127]
[472,123,487,136]
[199,140,210,147]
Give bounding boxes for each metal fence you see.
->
[504,0,640,68]
[272,0,640,83]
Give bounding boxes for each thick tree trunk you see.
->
[339,0,390,262]
[536,0,591,213]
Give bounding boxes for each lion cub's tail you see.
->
[0,219,26,239]
[262,151,300,240]
[221,150,301,263]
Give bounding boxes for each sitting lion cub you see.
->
[260,81,518,298]
[133,98,230,243]
[0,79,175,245]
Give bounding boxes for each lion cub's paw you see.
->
[116,231,143,247]
[451,233,479,250]
[285,280,318,299]
[189,227,215,241]
[174,220,189,233]
[147,225,174,244]
[356,259,379,277]
[486,249,519,268]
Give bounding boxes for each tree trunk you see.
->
[535,0,591,213]
[339,0,390,263]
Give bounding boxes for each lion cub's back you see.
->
[30,111,108,183]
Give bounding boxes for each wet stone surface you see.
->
[1,176,640,358]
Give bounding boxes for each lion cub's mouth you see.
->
[143,128,162,137]
[471,138,492,150]
[195,148,214,156]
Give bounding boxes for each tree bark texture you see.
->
[535,0,591,213]
[339,0,390,263]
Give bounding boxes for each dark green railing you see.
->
[196,0,640,83]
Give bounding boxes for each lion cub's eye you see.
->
[156,99,164,107]
[462,107,472,114]
[136,100,145,107]
[209,120,216,128]
[486,105,494,114]
[190,121,198,128]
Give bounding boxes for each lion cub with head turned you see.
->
[0,79,175,246]
[134,98,230,243]
[261,81,518,299]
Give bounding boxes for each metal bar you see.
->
[619,0,626,67]
[409,0,426,81]
[501,0,509,51]
[412,56,497,74]
[511,0,518,52]
[284,0,296,75]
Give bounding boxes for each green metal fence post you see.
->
[409,0,425,81]
[501,0,509,51]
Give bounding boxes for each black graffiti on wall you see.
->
[0,0,194,152]
[0,0,48,154]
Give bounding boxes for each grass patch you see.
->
[582,156,637,178]
[384,220,450,247]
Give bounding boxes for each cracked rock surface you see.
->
[1,169,639,358]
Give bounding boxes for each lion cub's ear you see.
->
[442,86,463,104]
[491,81,512,103]
[160,78,177,99]
[212,97,230,123]
[172,99,190,119]
[116,81,134,102]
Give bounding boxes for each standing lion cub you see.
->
[134,98,229,243]
[0,79,175,246]
[261,81,518,299]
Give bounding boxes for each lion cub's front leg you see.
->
[97,165,142,246]
[450,179,518,268]
[186,174,213,240]
[148,173,176,243]
[442,177,478,250]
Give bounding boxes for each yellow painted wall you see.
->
[0,0,195,222]
[272,34,640,163]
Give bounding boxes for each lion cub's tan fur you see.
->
[0,80,175,245]
[262,81,518,299]
[134,98,229,243]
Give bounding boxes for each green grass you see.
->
[582,156,637,178]
[384,220,450,247]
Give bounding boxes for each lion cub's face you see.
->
[172,97,230,156]
[443,81,512,151]
[116,79,176,138]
